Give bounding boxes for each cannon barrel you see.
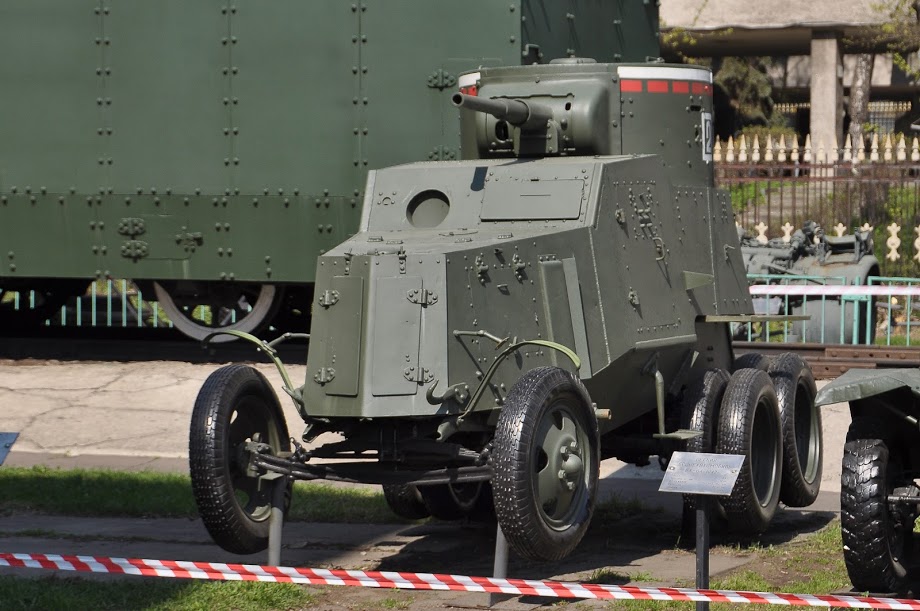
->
[452,92,553,129]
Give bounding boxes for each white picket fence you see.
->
[714,132,920,164]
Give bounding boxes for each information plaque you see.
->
[658,451,744,496]
[0,432,19,466]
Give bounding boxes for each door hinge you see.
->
[404,366,434,384]
[318,289,339,308]
[407,288,438,306]
[313,367,336,384]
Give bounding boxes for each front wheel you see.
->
[841,417,915,593]
[189,364,290,554]
[492,366,599,562]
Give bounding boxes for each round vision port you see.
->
[406,190,450,228]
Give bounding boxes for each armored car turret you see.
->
[190,59,824,562]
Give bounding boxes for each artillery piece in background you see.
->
[739,221,880,344]
[189,59,823,562]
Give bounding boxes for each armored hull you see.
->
[191,59,823,563]
[307,154,749,431]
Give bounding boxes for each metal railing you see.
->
[1,280,171,329]
[4,277,920,347]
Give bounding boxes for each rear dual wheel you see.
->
[704,353,821,536]
[717,368,783,533]
[679,368,730,539]
[769,353,821,507]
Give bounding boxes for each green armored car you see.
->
[190,59,824,561]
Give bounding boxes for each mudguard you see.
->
[814,368,920,406]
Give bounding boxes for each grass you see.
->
[0,576,318,611]
[0,467,855,610]
[585,523,849,610]
[0,466,400,524]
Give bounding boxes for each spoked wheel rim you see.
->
[226,395,285,523]
[533,399,591,530]
[751,396,780,507]
[154,281,281,342]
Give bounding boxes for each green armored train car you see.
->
[0,0,657,340]
[191,60,826,562]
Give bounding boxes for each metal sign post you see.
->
[660,452,744,611]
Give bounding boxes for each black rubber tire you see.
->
[419,482,483,520]
[732,352,770,373]
[189,364,291,554]
[382,484,430,520]
[768,353,822,507]
[493,366,599,562]
[841,417,913,593]
[716,368,782,534]
[679,369,730,536]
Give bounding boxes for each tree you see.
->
[713,57,777,134]
[848,1,920,148]
[848,54,874,152]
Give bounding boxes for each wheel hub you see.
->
[557,442,584,491]
[536,406,589,528]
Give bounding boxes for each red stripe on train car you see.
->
[620,79,643,92]
[691,82,713,95]
[671,80,690,94]
[646,80,669,93]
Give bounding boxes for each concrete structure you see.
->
[660,0,903,148]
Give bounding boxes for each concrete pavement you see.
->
[0,358,851,500]
[0,357,848,603]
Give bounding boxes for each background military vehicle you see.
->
[740,222,880,344]
[189,59,824,562]
[0,0,658,341]
[816,370,920,593]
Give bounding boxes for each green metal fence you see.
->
[3,277,920,346]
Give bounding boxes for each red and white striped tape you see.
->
[749,285,920,297]
[2,551,919,608]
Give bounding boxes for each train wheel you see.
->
[842,417,917,593]
[717,368,782,534]
[382,484,430,520]
[154,281,283,342]
[679,368,730,542]
[189,364,291,554]
[419,482,483,520]
[768,353,822,507]
[493,366,598,562]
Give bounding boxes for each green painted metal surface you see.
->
[0,0,658,292]
[297,59,753,425]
